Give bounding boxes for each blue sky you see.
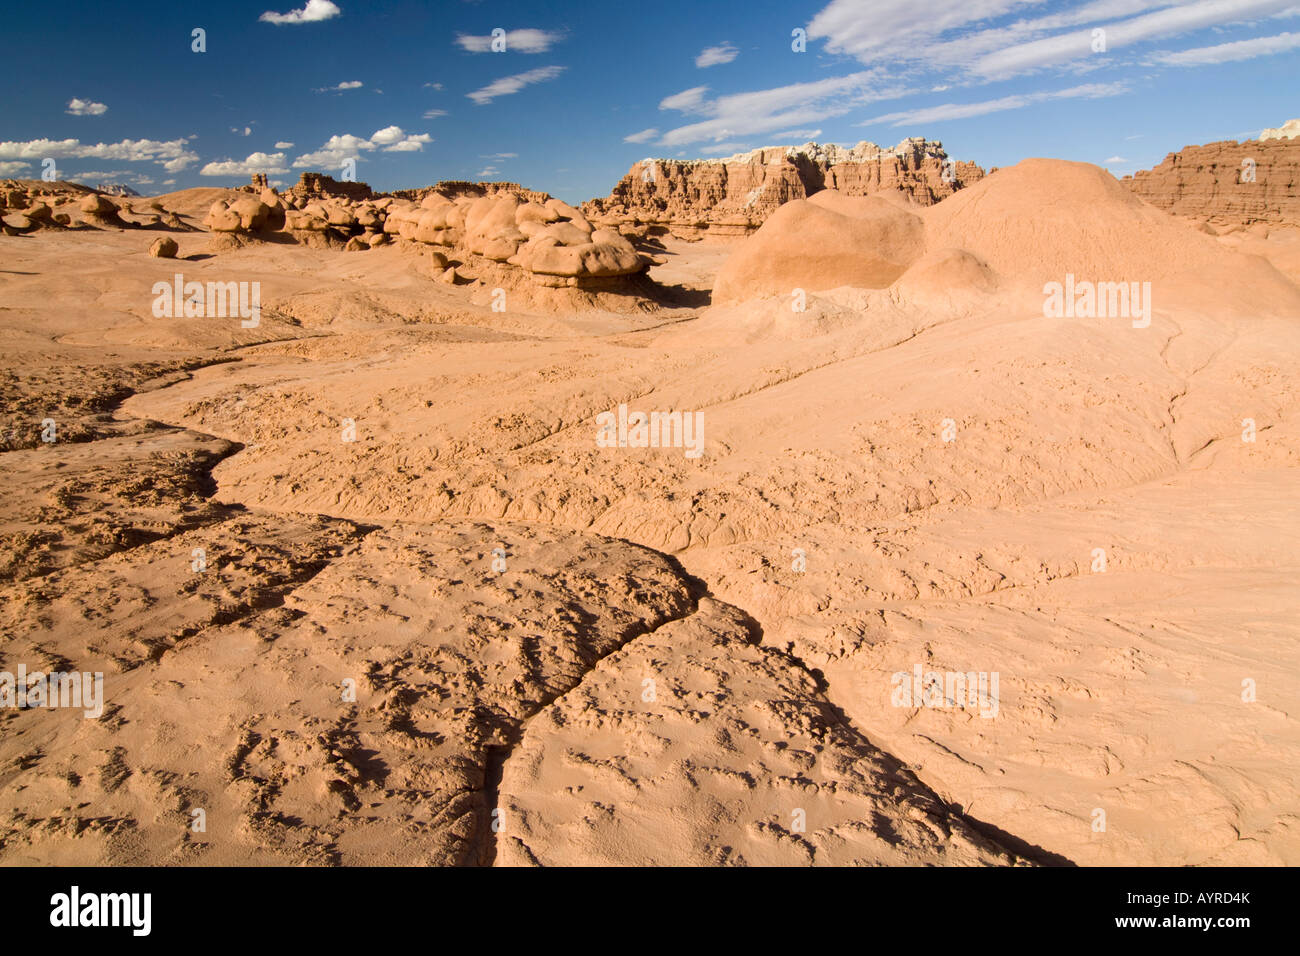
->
[3,0,1298,203]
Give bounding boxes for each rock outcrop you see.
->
[203,176,650,286]
[583,138,984,238]
[1124,136,1300,226]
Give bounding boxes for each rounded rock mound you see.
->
[712,191,925,304]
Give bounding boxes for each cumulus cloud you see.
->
[260,0,341,25]
[200,152,290,177]
[0,137,198,171]
[292,127,432,167]
[467,66,565,105]
[274,141,295,149]
[456,29,563,53]
[66,98,108,116]
[316,80,363,92]
[0,161,32,175]
[660,86,710,112]
[859,81,1128,126]
[623,128,659,143]
[695,42,738,67]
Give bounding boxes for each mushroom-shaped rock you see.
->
[149,236,179,258]
[23,203,54,224]
[540,221,594,246]
[204,201,243,232]
[482,237,522,261]
[80,194,119,216]
[344,236,368,252]
[578,242,645,277]
[228,196,271,231]
[516,202,559,226]
[1,214,36,235]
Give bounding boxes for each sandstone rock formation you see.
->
[713,193,925,304]
[202,175,650,286]
[1124,136,1300,226]
[148,236,178,258]
[715,159,1300,321]
[584,138,984,238]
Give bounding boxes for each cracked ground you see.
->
[1,223,1297,866]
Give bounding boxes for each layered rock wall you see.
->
[1124,137,1300,226]
[583,138,985,237]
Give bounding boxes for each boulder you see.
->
[149,236,179,258]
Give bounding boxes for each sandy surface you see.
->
[1,164,1298,866]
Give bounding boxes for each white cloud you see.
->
[658,71,906,147]
[859,81,1128,126]
[0,161,32,175]
[623,127,659,143]
[0,137,198,170]
[260,0,341,25]
[699,142,750,155]
[292,127,432,167]
[383,134,432,152]
[274,141,295,149]
[69,170,128,181]
[231,126,253,136]
[805,0,1300,81]
[467,66,565,105]
[1152,29,1300,64]
[696,42,738,67]
[456,29,563,53]
[66,98,108,116]
[422,109,448,119]
[808,0,1041,66]
[424,82,444,90]
[970,0,1298,78]
[316,80,363,92]
[478,166,500,177]
[770,128,824,141]
[481,152,518,159]
[200,152,290,177]
[660,86,710,112]
[1105,155,1129,162]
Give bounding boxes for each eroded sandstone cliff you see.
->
[583,137,985,238]
[1125,136,1300,226]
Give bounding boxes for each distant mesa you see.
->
[583,137,986,239]
[95,182,142,198]
[1124,128,1300,227]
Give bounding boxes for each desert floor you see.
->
[1,195,1298,866]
